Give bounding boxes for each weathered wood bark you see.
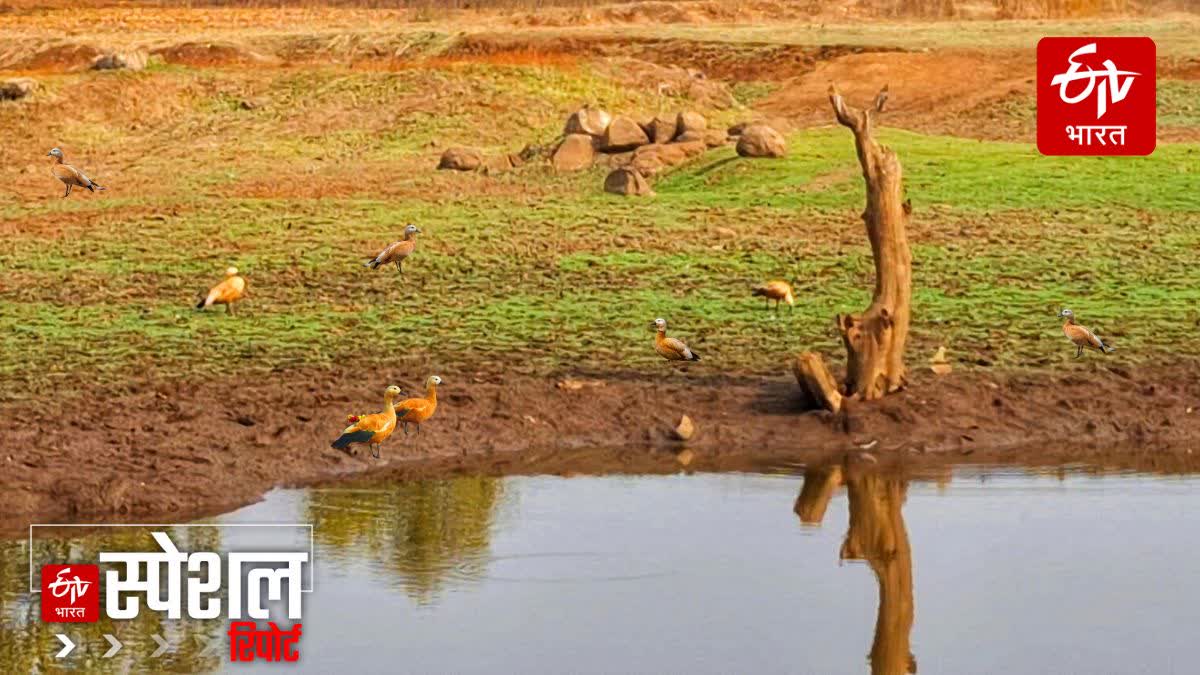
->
[795,84,912,411]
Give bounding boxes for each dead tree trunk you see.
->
[794,84,912,412]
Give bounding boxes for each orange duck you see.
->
[652,318,700,362]
[48,147,105,198]
[196,267,247,314]
[332,385,404,458]
[365,224,421,274]
[751,280,794,312]
[1058,309,1116,358]
[394,375,441,435]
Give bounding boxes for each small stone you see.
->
[603,167,654,196]
[437,147,482,171]
[673,414,695,441]
[676,449,695,467]
[735,124,787,158]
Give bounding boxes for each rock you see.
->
[676,111,707,137]
[482,154,515,175]
[673,415,695,441]
[628,140,706,177]
[646,115,677,144]
[0,77,37,101]
[679,129,730,148]
[604,167,653,197]
[714,227,737,239]
[702,129,730,148]
[676,448,695,467]
[552,133,596,172]
[728,122,749,136]
[601,115,650,152]
[736,124,787,158]
[564,106,612,138]
[930,346,953,375]
[238,98,261,111]
[92,50,148,71]
[437,147,482,171]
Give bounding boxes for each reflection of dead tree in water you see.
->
[797,465,916,674]
[794,84,911,414]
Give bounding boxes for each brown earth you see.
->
[3,361,1199,533]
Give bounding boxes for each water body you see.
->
[3,465,1200,674]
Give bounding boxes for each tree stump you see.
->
[795,84,912,412]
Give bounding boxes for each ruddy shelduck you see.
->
[394,375,441,435]
[196,267,247,314]
[365,224,422,274]
[652,318,701,361]
[1059,309,1115,358]
[332,385,405,458]
[751,280,794,312]
[47,147,105,198]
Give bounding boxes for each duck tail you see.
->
[364,259,379,269]
[89,182,105,191]
[689,351,701,362]
[1102,343,1116,354]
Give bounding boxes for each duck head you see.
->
[426,375,443,389]
[651,317,667,332]
[385,385,404,398]
[404,223,422,239]
[47,147,64,161]
[225,266,239,277]
[1058,309,1074,321]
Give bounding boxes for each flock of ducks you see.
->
[46,147,1118,458]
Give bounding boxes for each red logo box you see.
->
[41,564,100,623]
[1037,36,1155,156]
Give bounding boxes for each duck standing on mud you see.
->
[332,385,405,459]
[365,224,421,274]
[652,318,701,362]
[47,147,105,198]
[196,267,247,314]
[751,280,794,313]
[394,375,441,435]
[1059,309,1116,358]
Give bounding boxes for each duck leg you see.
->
[226,302,234,316]
[63,184,72,198]
[1075,345,1084,358]
[395,260,403,275]
[371,445,381,460]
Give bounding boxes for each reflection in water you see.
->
[0,528,224,673]
[798,463,916,675]
[305,476,502,604]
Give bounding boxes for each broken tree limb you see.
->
[795,83,912,410]
[794,351,843,413]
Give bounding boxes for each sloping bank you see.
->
[2,361,1199,535]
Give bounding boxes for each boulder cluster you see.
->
[436,104,786,197]
[553,106,729,197]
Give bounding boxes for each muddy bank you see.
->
[2,362,1199,530]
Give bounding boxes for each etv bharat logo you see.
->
[39,530,309,664]
[41,565,100,623]
[1037,37,1156,156]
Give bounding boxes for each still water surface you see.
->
[4,465,1200,674]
